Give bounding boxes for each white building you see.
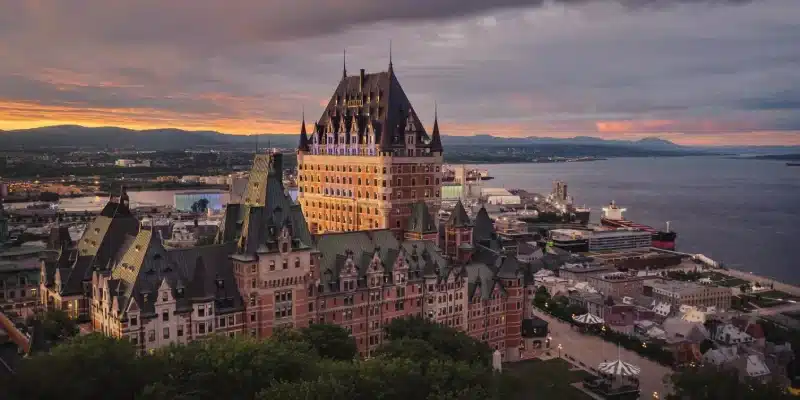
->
[481,188,521,205]
[587,229,651,251]
[115,159,136,167]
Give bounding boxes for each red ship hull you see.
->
[600,217,677,250]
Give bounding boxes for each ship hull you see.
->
[600,217,677,250]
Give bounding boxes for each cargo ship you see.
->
[600,201,677,250]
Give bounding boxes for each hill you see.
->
[1,125,795,155]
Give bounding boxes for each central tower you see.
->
[296,57,444,234]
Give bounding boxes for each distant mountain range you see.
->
[0,125,797,155]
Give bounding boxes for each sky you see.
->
[0,0,799,146]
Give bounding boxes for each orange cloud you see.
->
[595,120,677,133]
[2,100,799,146]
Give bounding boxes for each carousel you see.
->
[572,313,605,325]
[583,355,641,399]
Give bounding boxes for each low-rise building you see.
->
[559,263,616,282]
[0,259,41,318]
[568,291,606,319]
[587,273,647,298]
[646,279,732,312]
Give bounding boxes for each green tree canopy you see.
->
[25,309,79,344]
[667,365,792,400]
[384,315,492,366]
[300,323,358,361]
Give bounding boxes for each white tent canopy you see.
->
[573,313,604,325]
[597,359,641,376]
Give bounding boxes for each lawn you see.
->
[718,278,750,287]
[506,358,595,400]
[755,290,800,301]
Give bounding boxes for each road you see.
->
[750,302,800,316]
[533,308,673,399]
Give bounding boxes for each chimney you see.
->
[360,69,365,91]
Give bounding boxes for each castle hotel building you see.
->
[35,58,548,362]
[296,59,444,234]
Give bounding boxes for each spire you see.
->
[342,48,347,80]
[447,200,471,228]
[388,40,393,75]
[298,107,310,152]
[430,101,443,153]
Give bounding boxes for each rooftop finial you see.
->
[342,48,347,79]
[434,100,438,121]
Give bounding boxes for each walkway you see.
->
[532,308,673,399]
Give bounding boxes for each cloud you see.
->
[0,0,798,146]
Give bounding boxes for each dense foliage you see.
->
[2,318,513,400]
[24,309,79,344]
[667,364,793,400]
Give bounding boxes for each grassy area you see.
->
[718,278,750,287]
[756,290,800,301]
[506,358,595,400]
[742,294,789,308]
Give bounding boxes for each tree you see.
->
[5,334,147,400]
[699,339,715,354]
[667,365,793,400]
[384,315,492,366]
[191,198,210,214]
[6,317,516,400]
[300,323,358,361]
[740,284,751,293]
[26,309,79,344]
[373,337,439,362]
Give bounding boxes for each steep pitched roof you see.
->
[472,206,494,244]
[315,69,432,153]
[406,201,438,235]
[111,229,242,317]
[58,189,139,295]
[313,230,447,294]
[447,200,472,228]
[220,154,313,259]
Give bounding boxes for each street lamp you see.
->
[652,391,659,399]
[557,343,563,358]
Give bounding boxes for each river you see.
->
[480,157,799,283]
[9,156,797,282]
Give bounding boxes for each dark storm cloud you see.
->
[0,0,752,48]
[0,0,798,144]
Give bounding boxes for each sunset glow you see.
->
[0,0,797,147]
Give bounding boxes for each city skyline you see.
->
[1,0,799,146]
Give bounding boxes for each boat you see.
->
[600,201,677,250]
